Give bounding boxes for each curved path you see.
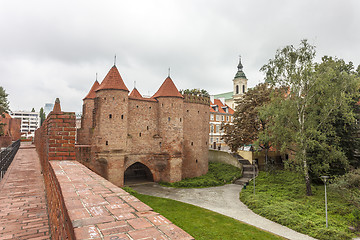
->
[131,183,317,240]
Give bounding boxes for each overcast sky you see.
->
[1,0,359,113]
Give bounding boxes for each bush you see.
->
[160,162,242,188]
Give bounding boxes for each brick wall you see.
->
[34,98,76,239]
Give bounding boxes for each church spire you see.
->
[235,56,247,79]
[237,55,243,71]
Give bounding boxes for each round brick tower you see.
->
[77,80,99,145]
[152,76,184,182]
[93,65,129,186]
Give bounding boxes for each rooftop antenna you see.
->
[134,80,136,89]
[114,54,117,66]
[168,67,171,77]
[96,72,98,81]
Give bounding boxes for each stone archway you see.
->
[124,162,154,185]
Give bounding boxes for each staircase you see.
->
[234,155,258,186]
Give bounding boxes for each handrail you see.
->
[0,140,21,181]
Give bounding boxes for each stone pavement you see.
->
[0,144,51,240]
[131,183,318,240]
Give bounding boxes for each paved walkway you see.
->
[0,144,51,240]
[131,183,317,240]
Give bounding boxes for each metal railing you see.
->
[0,140,20,181]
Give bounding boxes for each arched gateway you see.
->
[124,162,153,185]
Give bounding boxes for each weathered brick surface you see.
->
[0,145,51,239]
[51,160,194,240]
[34,100,77,239]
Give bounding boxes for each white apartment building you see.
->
[10,111,41,138]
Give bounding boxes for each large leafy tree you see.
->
[0,86,10,136]
[261,40,360,196]
[222,83,274,162]
[0,86,9,116]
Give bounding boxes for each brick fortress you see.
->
[76,65,210,187]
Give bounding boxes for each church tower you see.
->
[233,57,248,99]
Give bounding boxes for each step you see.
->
[242,172,254,178]
[234,177,252,185]
[242,165,253,171]
[238,159,251,165]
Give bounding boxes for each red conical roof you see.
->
[129,88,143,99]
[83,80,100,100]
[96,65,129,92]
[152,77,183,99]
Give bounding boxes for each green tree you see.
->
[31,108,35,112]
[0,86,10,136]
[260,40,360,195]
[222,83,274,163]
[0,86,9,117]
[39,107,46,126]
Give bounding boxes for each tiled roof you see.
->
[152,77,183,99]
[96,66,129,92]
[83,80,100,100]
[129,88,143,99]
[210,99,234,115]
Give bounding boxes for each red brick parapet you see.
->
[51,160,194,240]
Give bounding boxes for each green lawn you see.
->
[240,170,358,240]
[128,189,284,240]
[159,162,242,188]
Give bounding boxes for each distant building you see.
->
[10,111,40,138]
[44,103,54,117]
[209,98,234,150]
[213,57,248,109]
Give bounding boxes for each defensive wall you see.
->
[34,98,193,239]
[76,65,210,187]
[208,149,242,169]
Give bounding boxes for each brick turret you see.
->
[152,76,184,182]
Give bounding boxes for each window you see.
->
[168,117,171,122]
[210,124,214,133]
[221,116,224,121]
[147,126,149,130]
[226,116,229,121]
[210,114,214,120]
[236,85,239,94]
[109,114,112,119]
[216,115,220,121]
[243,85,245,93]
[121,115,124,119]
[191,142,194,146]
[216,138,219,143]
[196,159,198,163]
[106,141,108,146]
[139,133,141,137]
[180,118,182,122]
[216,125,220,133]
[210,137,213,143]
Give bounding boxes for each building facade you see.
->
[213,57,248,109]
[10,111,40,138]
[209,98,234,150]
[76,65,210,187]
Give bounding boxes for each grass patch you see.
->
[240,170,358,240]
[159,162,242,188]
[125,188,284,240]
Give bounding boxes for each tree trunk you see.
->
[302,148,312,196]
[265,148,269,171]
